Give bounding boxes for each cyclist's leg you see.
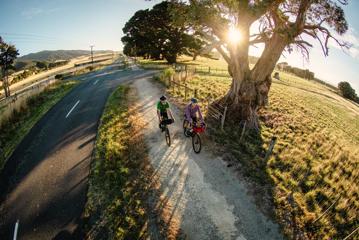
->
[160,112,168,131]
[192,116,198,126]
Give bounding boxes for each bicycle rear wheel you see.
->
[192,133,201,153]
[165,128,171,146]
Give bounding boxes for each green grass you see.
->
[0,80,78,172]
[146,56,359,240]
[84,86,151,240]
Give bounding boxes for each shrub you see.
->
[338,81,358,102]
[162,67,175,79]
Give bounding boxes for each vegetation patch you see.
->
[0,80,78,172]
[143,56,359,240]
[84,85,182,240]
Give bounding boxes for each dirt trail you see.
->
[134,76,284,240]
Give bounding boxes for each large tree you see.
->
[0,37,19,98]
[122,1,203,63]
[338,81,358,101]
[174,0,349,128]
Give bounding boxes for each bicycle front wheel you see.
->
[165,128,171,146]
[192,133,201,153]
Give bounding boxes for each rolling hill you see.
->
[18,49,113,62]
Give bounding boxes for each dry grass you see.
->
[142,56,359,240]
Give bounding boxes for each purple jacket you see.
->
[185,104,204,123]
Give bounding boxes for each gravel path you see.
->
[134,76,284,240]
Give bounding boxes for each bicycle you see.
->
[183,119,205,153]
[160,118,173,146]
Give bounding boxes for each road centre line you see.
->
[65,100,80,118]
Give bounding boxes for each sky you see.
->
[0,0,358,92]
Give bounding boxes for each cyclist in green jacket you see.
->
[157,95,175,131]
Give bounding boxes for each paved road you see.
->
[0,61,155,239]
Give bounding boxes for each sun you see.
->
[227,27,242,44]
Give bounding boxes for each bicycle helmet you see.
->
[160,95,167,101]
[190,98,198,103]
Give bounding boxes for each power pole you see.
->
[90,45,94,65]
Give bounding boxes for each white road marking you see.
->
[13,220,19,240]
[93,79,99,85]
[65,100,80,118]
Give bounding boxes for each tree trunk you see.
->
[219,34,288,128]
[164,54,177,64]
[2,69,10,98]
[222,74,272,129]
[5,72,10,97]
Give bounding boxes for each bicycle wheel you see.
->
[165,128,171,146]
[192,133,201,153]
[183,120,191,137]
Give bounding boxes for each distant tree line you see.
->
[121,1,204,64]
[338,81,359,103]
[277,62,315,80]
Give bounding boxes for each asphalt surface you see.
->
[0,61,155,239]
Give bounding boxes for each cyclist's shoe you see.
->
[185,128,193,137]
[159,123,165,132]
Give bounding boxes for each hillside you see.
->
[139,56,359,240]
[18,49,113,62]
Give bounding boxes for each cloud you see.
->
[21,8,44,19]
[21,7,59,19]
[329,27,359,59]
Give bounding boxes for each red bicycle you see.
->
[183,120,205,153]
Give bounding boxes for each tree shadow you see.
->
[208,119,279,218]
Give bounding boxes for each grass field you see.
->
[140,56,359,240]
[0,80,78,172]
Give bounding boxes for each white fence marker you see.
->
[13,220,19,240]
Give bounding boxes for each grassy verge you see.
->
[84,85,182,240]
[145,56,359,240]
[0,80,78,171]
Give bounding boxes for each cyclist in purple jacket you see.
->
[184,98,205,126]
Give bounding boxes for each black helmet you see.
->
[160,95,167,101]
[190,97,198,103]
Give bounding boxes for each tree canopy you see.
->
[121,1,203,63]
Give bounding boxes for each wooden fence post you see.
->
[172,75,175,93]
[221,106,228,130]
[184,83,188,100]
[264,137,277,161]
[169,75,172,87]
[239,121,247,142]
[194,89,198,98]
[208,67,211,74]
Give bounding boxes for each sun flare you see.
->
[227,27,242,44]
